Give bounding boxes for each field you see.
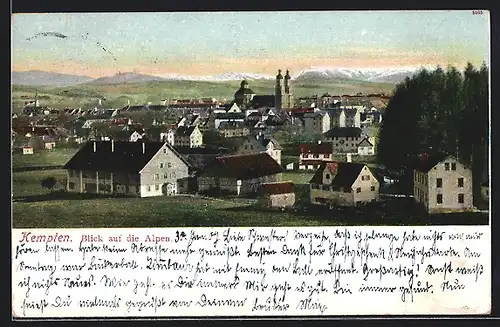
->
[12,165,489,228]
[12,148,78,169]
[11,79,395,113]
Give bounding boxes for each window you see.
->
[167,163,172,168]
[436,178,442,188]
[445,163,450,171]
[365,175,370,180]
[371,186,375,191]
[458,193,464,203]
[356,187,361,193]
[458,178,464,187]
[436,194,443,204]
[69,182,75,190]
[314,154,319,158]
[155,185,160,191]
[451,162,456,171]
[154,174,160,180]
[164,173,168,179]
[160,163,164,168]
[147,185,151,192]
[325,174,330,179]
[170,172,176,178]
[322,185,330,191]
[69,170,74,178]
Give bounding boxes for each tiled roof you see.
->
[218,121,248,130]
[309,161,366,188]
[414,154,460,173]
[64,141,190,173]
[175,126,197,137]
[324,127,362,138]
[250,95,275,108]
[299,143,333,154]
[259,181,294,195]
[199,153,284,179]
[357,138,373,147]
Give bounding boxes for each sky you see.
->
[11,11,490,78]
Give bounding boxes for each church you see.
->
[233,69,294,110]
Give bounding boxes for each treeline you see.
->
[377,62,489,200]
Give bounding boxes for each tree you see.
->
[377,62,489,203]
[41,177,57,192]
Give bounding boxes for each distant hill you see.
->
[86,72,166,85]
[12,70,94,86]
[293,67,428,84]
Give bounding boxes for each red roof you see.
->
[260,182,294,195]
[299,143,333,154]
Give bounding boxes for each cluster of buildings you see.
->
[16,70,482,215]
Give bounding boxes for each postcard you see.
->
[11,10,491,318]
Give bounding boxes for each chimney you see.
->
[111,139,114,152]
[93,141,96,152]
[142,142,146,154]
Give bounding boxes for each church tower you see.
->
[284,69,293,109]
[275,69,284,109]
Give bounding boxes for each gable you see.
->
[140,143,190,173]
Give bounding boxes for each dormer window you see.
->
[445,163,450,171]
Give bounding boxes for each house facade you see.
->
[298,143,333,170]
[303,111,330,134]
[197,153,284,196]
[309,162,380,207]
[357,138,375,156]
[174,125,203,148]
[413,155,473,214]
[218,121,251,138]
[64,141,191,197]
[258,182,295,208]
[236,134,282,165]
[324,127,363,154]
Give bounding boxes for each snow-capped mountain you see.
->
[293,67,434,84]
[157,72,274,82]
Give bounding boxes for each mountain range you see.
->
[12,67,433,86]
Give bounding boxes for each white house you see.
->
[414,154,473,214]
[64,141,191,197]
[309,161,380,207]
[298,142,334,171]
[357,138,375,156]
[324,127,363,154]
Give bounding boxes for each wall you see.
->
[139,144,189,197]
[426,158,474,214]
[351,166,380,204]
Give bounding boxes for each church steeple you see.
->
[284,69,291,94]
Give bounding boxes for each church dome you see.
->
[234,80,255,98]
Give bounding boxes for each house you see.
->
[22,146,34,155]
[64,141,191,197]
[44,142,56,150]
[324,127,363,154]
[327,109,346,128]
[197,153,284,196]
[129,130,145,142]
[303,111,330,134]
[218,121,251,138]
[226,102,242,113]
[258,182,295,208]
[212,112,246,129]
[309,161,380,207]
[413,154,473,214]
[236,134,283,164]
[344,108,361,128]
[298,142,333,170]
[357,138,375,156]
[173,125,203,148]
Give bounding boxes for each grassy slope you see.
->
[11,79,395,113]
